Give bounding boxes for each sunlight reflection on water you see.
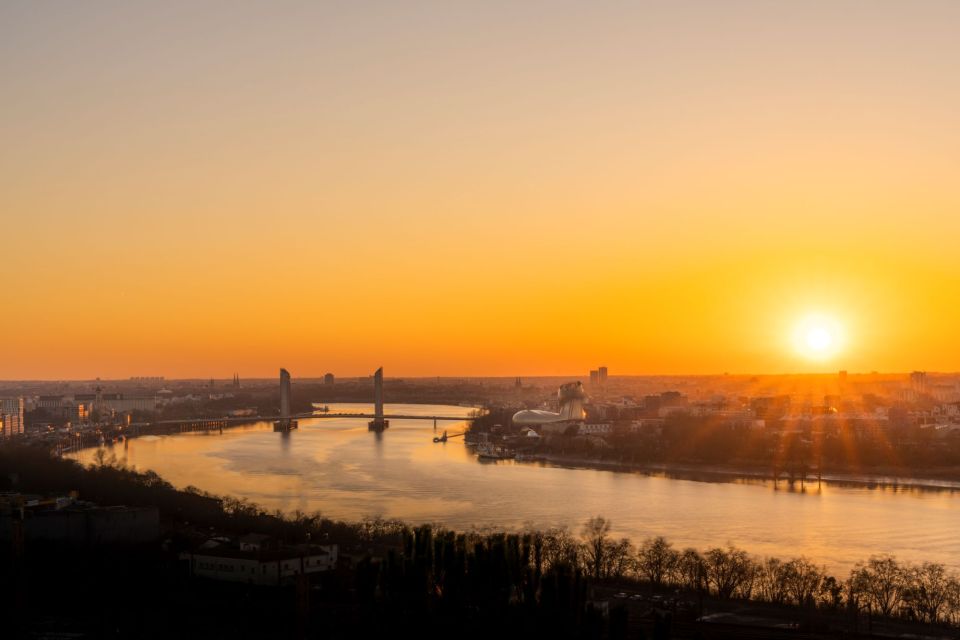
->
[72,403,960,573]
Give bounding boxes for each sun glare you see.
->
[793,313,845,361]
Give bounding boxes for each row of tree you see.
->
[545,517,960,626]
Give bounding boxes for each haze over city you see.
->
[4,1,960,379]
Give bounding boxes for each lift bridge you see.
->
[158,367,481,434]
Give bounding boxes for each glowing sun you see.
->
[793,313,845,361]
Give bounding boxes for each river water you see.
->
[71,403,959,574]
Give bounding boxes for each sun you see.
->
[792,313,845,361]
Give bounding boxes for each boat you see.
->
[514,453,544,462]
[476,442,511,460]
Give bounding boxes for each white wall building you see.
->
[183,544,338,586]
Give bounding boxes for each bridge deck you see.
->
[156,413,478,426]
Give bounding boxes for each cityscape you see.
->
[4,2,960,639]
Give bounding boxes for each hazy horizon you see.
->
[1,369,952,384]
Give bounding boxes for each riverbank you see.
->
[530,453,960,491]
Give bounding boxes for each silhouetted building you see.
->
[589,370,599,385]
[324,373,335,385]
[910,371,928,395]
[0,494,159,545]
[598,367,608,385]
[274,369,297,431]
[369,367,388,430]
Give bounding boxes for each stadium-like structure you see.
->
[512,381,587,426]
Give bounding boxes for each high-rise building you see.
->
[274,368,298,431]
[368,367,389,431]
[1,397,25,437]
[373,367,383,419]
[589,370,599,386]
[279,369,291,419]
[598,367,608,385]
[910,371,927,395]
[324,373,335,386]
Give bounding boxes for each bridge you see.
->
[156,366,482,433]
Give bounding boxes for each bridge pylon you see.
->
[367,367,389,432]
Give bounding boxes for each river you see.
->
[70,403,960,574]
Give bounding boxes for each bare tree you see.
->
[638,536,678,589]
[673,547,706,592]
[703,545,755,599]
[850,555,905,618]
[784,557,823,606]
[607,537,635,580]
[541,527,581,570]
[903,562,953,624]
[581,516,612,580]
[757,557,790,604]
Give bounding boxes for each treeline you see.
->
[523,517,960,627]
[344,519,960,637]
[528,412,960,474]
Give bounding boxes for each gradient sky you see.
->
[3,1,960,379]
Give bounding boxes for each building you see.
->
[910,371,928,395]
[512,382,587,427]
[182,544,338,586]
[73,392,157,414]
[324,373,335,385]
[579,422,613,435]
[35,395,90,424]
[589,370,599,386]
[1,397,24,437]
[274,368,297,431]
[0,494,159,545]
[369,367,388,430]
[598,367,608,385]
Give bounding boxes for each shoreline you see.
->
[65,414,960,492]
[530,453,960,491]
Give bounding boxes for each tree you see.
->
[703,545,755,599]
[638,536,678,589]
[673,548,706,592]
[850,555,905,618]
[581,516,612,580]
[541,527,581,571]
[903,562,953,624]
[757,557,790,604]
[784,557,823,607]
[607,538,635,580]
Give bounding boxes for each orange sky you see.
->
[3,1,960,379]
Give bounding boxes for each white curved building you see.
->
[512,381,587,426]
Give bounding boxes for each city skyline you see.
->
[4,1,960,378]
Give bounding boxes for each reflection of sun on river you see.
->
[71,403,960,573]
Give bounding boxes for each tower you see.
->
[368,367,389,431]
[274,368,298,432]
